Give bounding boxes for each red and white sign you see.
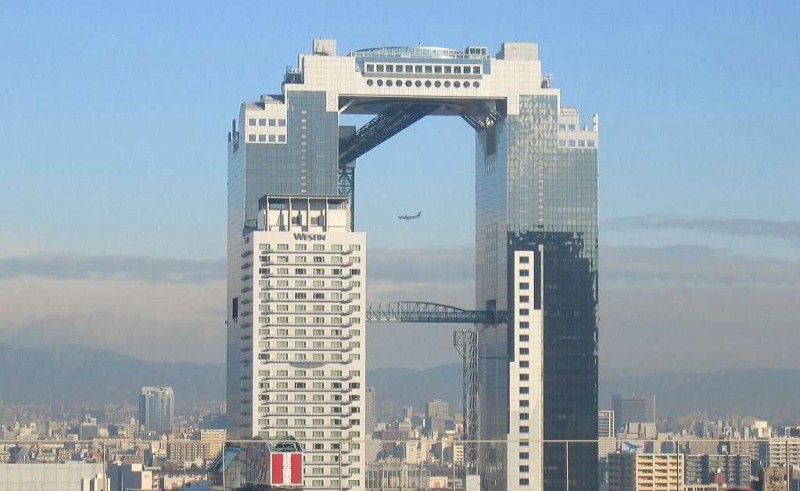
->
[270,452,303,486]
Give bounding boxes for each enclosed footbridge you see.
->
[365,301,507,325]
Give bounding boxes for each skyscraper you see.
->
[425,399,450,436]
[232,195,366,490]
[139,387,174,434]
[227,39,598,491]
[365,387,376,436]
[598,410,617,461]
[598,410,615,439]
[612,394,654,431]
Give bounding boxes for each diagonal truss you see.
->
[338,104,440,165]
[460,101,503,131]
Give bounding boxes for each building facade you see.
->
[0,462,105,491]
[607,453,684,491]
[365,387,376,436]
[612,395,654,431]
[684,454,750,488]
[139,387,174,435]
[232,195,366,490]
[227,39,598,491]
[425,399,450,436]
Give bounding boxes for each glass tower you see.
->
[476,96,598,491]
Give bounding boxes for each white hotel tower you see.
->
[233,195,366,490]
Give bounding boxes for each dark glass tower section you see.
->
[476,95,598,491]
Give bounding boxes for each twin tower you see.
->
[227,39,599,491]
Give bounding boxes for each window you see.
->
[278,119,286,126]
[520,452,530,460]
[278,135,286,142]
[519,426,530,433]
[519,335,529,343]
[520,361,529,368]
[519,269,530,276]
[268,118,276,126]
[248,134,256,142]
[519,309,530,316]
[248,118,256,126]
[295,292,306,300]
[519,387,529,394]
[519,295,529,303]
[519,282,529,290]
[520,321,529,329]
[258,118,266,126]
[519,348,529,355]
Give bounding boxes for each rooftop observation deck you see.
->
[347,46,490,60]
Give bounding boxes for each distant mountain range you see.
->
[0,343,224,405]
[2,342,799,419]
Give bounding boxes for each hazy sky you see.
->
[1,1,798,377]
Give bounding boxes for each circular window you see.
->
[396,80,402,86]
[366,79,374,86]
[454,81,461,88]
[464,81,471,88]
[405,80,412,87]
[386,80,393,87]
[377,80,384,86]
[415,81,422,87]
[473,82,480,88]
[424,81,432,87]
[434,81,441,88]
[444,81,451,88]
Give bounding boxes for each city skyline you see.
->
[1,2,799,380]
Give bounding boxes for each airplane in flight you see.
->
[398,211,422,220]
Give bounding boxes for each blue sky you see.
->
[1,1,798,374]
